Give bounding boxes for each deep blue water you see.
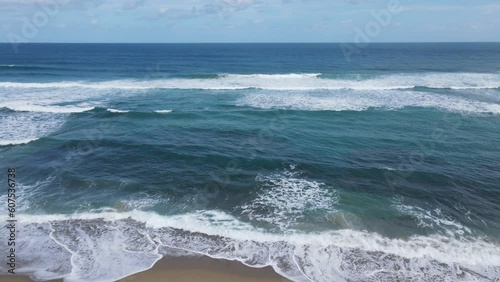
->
[0,43,500,281]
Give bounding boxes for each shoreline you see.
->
[0,255,290,282]
[117,255,290,282]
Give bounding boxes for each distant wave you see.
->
[0,72,498,90]
[154,109,172,113]
[0,138,38,146]
[104,108,173,115]
[1,105,175,115]
[236,90,500,114]
[0,112,66,147]
[173,73,222,79]
[1,103,95,113]
[106,108,129,113]
[0,64,71,71]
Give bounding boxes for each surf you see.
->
[2,210,499,282]
[0,72,499,91]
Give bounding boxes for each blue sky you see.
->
[1,0,499,43]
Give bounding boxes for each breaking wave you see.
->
[0,111,67,147]
[106,108,129,113]
[236,90,500,114]
[1,169,499,281]
[1,210,499,282]
[1,103,95,114]
[0,72,498,90]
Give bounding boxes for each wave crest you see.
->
[236,90,500,114]
[0,72,498,90]
[2,210,499,282]
[1,103,95,113]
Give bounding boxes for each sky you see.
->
[0,0,499,43]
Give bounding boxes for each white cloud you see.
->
[121,0,146,11]
[402,5,464,12]
[479,4,500,15]
[341,19,353,26]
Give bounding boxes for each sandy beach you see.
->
[117,256,289,282]
[0,256,290,282]
[0,276,33,282]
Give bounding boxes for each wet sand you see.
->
[117,256,290,282]
[1,255,290,282]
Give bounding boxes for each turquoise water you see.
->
[1,43,500,281]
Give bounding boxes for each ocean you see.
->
[0,43,499,281]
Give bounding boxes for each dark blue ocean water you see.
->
[0,43,500,281]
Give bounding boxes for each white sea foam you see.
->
[0,103,84,146]
[154,109,172,113]
[0,81,85,88]
[0,85,111,117]
[1,102,94,113]
[6,210,499,266]
[1,210,499,282]
[393,197,474,237]
[241,168,339,231]
[0,138,38,146]
[236,90,500,114]
[0,112,66,146]
[120,192,170,210]
[0,72,498,90]
[1,73,498,116]
[107,108,129,113]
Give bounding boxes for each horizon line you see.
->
[1,41,500,44]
